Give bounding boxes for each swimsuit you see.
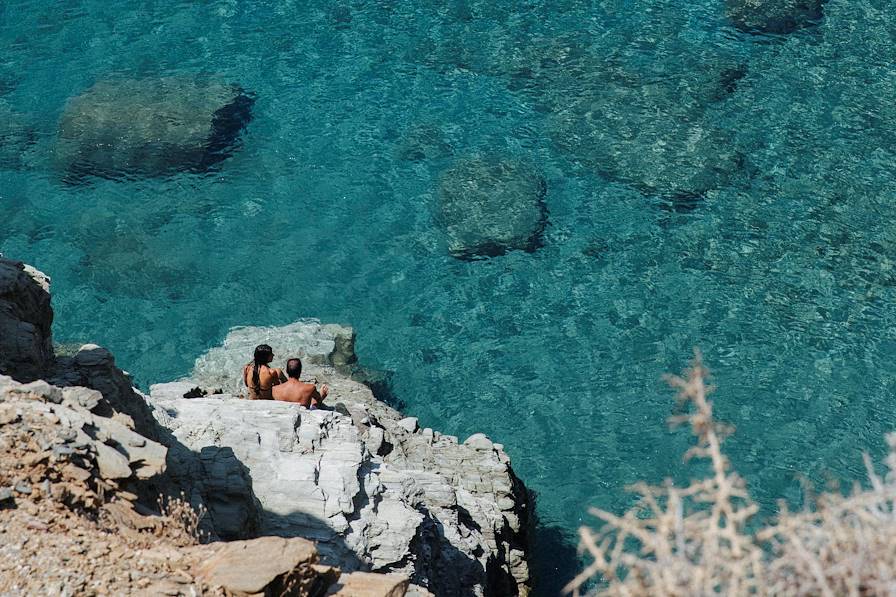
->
[244,364,275,400]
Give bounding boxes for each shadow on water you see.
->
[529,490,582,596]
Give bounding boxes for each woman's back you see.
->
[244,344,282,400]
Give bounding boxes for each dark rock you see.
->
[0,259,54,383]
[182,387,207,399]
[55,77,254,180]
[726,0,824,34]
[437,157,548,259]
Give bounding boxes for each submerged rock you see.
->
[55,77,254,180]
[549,83,740,198]
[437,156,547,259]
[726,0,824,34]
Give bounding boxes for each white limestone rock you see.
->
[149,320,532,596]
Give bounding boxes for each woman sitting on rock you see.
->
[242,344,285,400]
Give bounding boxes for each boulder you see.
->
[726,0,824,34]
[437,157,548,259]
[55,77,254,180]
[0,259,54,382]
[194,536,319,595]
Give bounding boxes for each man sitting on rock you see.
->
[271,358,329,408]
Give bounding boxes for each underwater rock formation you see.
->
[549,81,740,198]
[437,156,547,259]
[726,0,824,34]
[55,77,254,180]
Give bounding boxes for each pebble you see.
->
[398,417,419,433]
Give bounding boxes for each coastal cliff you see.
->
[0,257,531,596]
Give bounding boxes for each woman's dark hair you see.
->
[251,344,274,390]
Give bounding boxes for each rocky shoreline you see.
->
[0,257,531,596]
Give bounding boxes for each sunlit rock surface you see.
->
[150,320,532,596]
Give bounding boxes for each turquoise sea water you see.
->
[4,0,896,592]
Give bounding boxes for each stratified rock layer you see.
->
[150,321,532,596]
[55,77,253,180]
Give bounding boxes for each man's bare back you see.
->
[272,378,328,407]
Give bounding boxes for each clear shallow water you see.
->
[4,0,896,592]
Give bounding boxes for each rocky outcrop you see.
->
[437,156,547,260]
[726,0,824,34]
[0,259,54,382]
[0,373,168,509]
[0,258,531,596]
[0,369,418,596]
[150,321,532,596]
[55,77,254,180]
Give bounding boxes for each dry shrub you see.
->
[157,493,207,545]
[566,351,896,596]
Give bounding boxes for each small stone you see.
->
[463,433,494,451]
[497,496,516,511]
[61,386,102,411]
[57,427,78,443]
[328,572,410,597]
[0,487,13,502]
[365,427,385,455]
[398,417,419,434]
[63,464,92,482]
[53,444,74,458]
[194,536,317,594]
[94,442,132,479]
[0,406,19,425]
[14,481,32,495]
